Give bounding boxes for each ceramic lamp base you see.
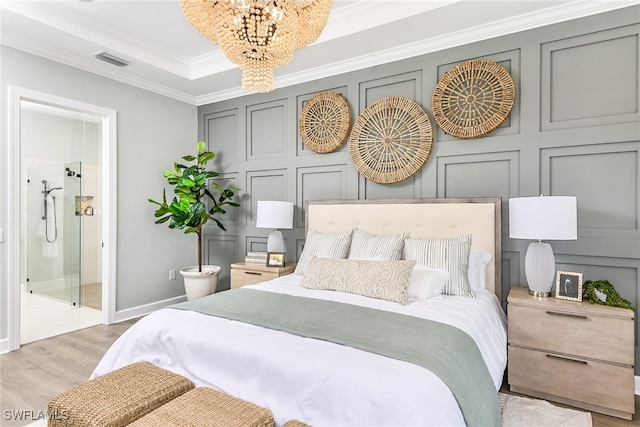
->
[524,241,556,297]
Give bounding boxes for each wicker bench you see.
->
[47,362,194,427]
[128,387,275,427]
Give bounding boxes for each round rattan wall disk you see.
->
[432,59,515,139]
[349,97,433,184]
[299,91,352,154]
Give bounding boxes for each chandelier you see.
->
[180,0,332,93]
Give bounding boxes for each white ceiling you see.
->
[1,0,637,106]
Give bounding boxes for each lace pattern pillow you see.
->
[300,257,416,305]
[347,228,409,260]
[293,229,352,275]
[404,234,473,297]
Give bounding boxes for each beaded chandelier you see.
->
[181,0,332,93]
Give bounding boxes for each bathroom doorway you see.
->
[7,87,117,351]
[20,103,102,344]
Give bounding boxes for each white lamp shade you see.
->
[256,201,294,230]
[509,196,577,240]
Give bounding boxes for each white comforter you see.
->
[92,275,507,426]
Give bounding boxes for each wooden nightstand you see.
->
[507,286,635,420]
[230,262,296,289]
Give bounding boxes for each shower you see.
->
[41,180,62,243]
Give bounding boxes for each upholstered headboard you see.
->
[305,198,502,301]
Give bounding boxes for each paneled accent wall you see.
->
[199,7,640,371]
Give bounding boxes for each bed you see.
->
[92,198,507,426]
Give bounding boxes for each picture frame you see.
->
[267,252,285,267]
[555,271,583,301]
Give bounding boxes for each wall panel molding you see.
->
[246,169,288,225]
[358,70,423,112]
[246,99,288,161]
[541,24,640,131]
[204,234,239,291]
[541,141,639,239]
[204,108,239,168]
[296,164,348,228]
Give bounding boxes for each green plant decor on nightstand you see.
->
[583,280,635,311]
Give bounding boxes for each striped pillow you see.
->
[403,234,474,297]
[348,228,409,260]
[294,229,352,275]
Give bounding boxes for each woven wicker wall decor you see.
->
[432,59,515,139]
[350,97,433,184]
[298,91,352,154]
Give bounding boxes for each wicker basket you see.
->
[349,96,433,184]
[432,59,515,139]
[47,362,194,427]
[299,91,352,154]
[128,387,275,427]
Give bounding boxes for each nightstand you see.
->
[507,286,635,420]
[230,262,296,289]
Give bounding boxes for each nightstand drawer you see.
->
[231,269,279,288]
[230,262,297,289]
[508,304,633,365]
[508,346,635,415]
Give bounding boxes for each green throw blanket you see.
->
[171,288,500,426]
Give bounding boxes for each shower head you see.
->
[43,187,63,195]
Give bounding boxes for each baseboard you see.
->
[0,337,9,354]
[114,294,187,323]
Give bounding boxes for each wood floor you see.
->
[0,319,138,426]
[1,319,638,427]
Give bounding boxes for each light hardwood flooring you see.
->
[1,319,638,427]
[1,319,138,426]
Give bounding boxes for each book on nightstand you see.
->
[244,251,268,264]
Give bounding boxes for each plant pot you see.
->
[180,265,222,300]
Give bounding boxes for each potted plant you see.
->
[149,141,240,300]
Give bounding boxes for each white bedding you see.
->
[92,275,507,426]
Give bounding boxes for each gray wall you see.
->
[198,7,640,371]
[0,46,197,342]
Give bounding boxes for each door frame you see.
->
[7,86,117,351]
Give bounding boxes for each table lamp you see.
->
[509,195,577,297]
[256,201,294,253]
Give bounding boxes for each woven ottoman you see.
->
[128,387,275,427]
[282,420,310,427]
[47,362,194,427]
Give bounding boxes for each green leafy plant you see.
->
[149,141,240,272]
[583,279,635,311]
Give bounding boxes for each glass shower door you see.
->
[27,161,82,307]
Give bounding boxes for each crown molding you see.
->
[2,33,197,105]
[3,0,637,106]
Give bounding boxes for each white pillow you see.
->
[294,229,352,275]
[468,250,492,291]
[408,266,450,299]
[348,228,409,260]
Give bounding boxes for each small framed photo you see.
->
[555,271,583,301]
[267,252,285,267]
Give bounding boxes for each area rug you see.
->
[26,393,592,427]
[500,392,592,427]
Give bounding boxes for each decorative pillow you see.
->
[293,229,352,275]
[468,250,492,291]
[347,228,409,260]
[300,257,416,305]
[403,234,473,297]
[408,266,450,300]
